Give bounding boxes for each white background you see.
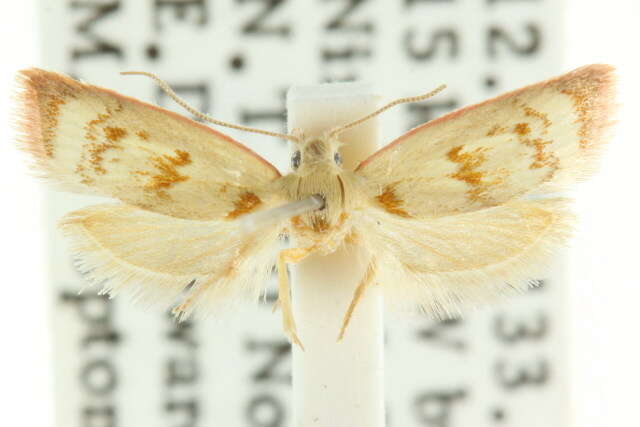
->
[0,1,638,426]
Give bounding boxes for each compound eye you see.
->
[334,151,343,165]
[291,150,302,170]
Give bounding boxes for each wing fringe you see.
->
[60,210,197,307]
[364,199,575,318]
[13,69,49,178]
[59,206,280,317]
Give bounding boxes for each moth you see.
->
[15,65,615,347]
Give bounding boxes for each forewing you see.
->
[355,199,572,317]
[61,204,281,314]
[15,68,282,220]
[357,65,615,218]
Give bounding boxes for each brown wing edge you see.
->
[356,64,617,179]
[13,68,281,183]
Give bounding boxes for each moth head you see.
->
[290,132,343,173]
[286,84,448,174]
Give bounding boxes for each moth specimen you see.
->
[15,65,615,346]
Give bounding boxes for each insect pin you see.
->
[15,65,615,348]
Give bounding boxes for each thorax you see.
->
[276,169,361,254]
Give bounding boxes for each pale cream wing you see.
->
[356,65,615,219]
[355,199,573,317]
[16,68,282,221]
[61,203,281,314]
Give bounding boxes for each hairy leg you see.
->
[337,259,377,341]
[277,246,315,349]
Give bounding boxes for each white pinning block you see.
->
[287,83,385,427]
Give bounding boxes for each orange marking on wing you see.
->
[78,103,128,178]
[136,130,150,140]
[84,102,124,139]
[559,65,615,152]
[486,124,508,137]
[356,67,603,173]
[104,126,127,142]
[87,139,123,175]
[16,68,281,182]
[514,123,531,136]
[447,146,486,186]
[226,192,262,219]
[522,105,552,130]
[41,97,66,157]
[559,71,613,150]
[82,76,280,177]
[447,145,506,204]
[512,123,559,177]
[561,87,590,148]
[376,184,412,218]
[135,149,192,200]
[75,164,94,185]
[84,113,108,141]
[523,138,558,171]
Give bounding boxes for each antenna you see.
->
[328,84,447,139]
[121,71,300,143]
